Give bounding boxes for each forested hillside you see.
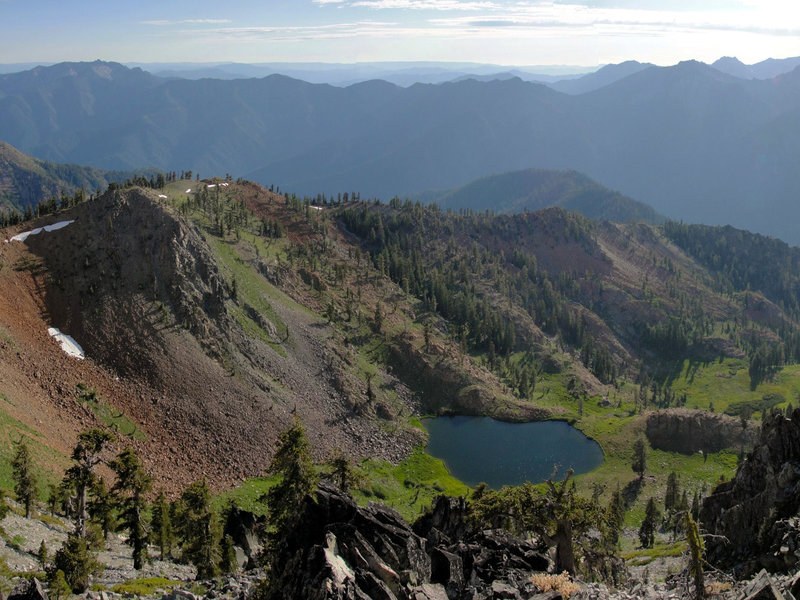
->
[425,168,664,224]
[0,140,158,215]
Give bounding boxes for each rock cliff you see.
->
[702,409,800,575]
[646,409,756,455]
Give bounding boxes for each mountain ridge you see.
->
[5,59,800,242]
[421,167,665,224]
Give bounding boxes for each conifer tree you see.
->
[12,439,37,518]
[664,472,679,512]
[47,569,71,600]
[87,478,115,540]
[66,429,113,538]
[151,490,173,560]
[110,448,151,570]
[638,498,659,548]
[606,486,626,548]
[177,480,219,580]
[52,534,101,593]
[326,448,363,494]
[686,511,705,599]
[631,438,647,480]
[264,418,317,541]
[0,489,8,520]
[38,540,49,570]
[219,535,237,575]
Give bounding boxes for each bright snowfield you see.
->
[48,327,85,360]
[185,188,192,193]
[5,220,75,243]
[158,194,168,199]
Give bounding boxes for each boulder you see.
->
[739,569,788,600]
[8,579,48,600]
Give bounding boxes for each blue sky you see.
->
[1,0,799,66]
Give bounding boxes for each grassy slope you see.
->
[0,393,66,497]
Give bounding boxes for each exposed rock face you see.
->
[267,483,550,600]
[27,188,234,372]
[701,409,800,575]
[7,578,48,600]
[646,409,757,454]
[223,507,264,565]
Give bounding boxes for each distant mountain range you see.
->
[418,168,664,224]
[711,56,800,80]
[3,59,800,243]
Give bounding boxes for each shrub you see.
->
[530,572,580,599]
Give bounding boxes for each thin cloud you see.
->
[140,18,232,26]
[318,0,499,8]
[428,3,800,37]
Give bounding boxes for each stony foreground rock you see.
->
[267,483,550,600]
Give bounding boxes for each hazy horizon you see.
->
[1,1,799,67]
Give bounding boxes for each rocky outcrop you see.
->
[7,578,48,600]
[701,409,800,575]
[267,483,551,600]
[223,507,265,566]
[646,409,757,454]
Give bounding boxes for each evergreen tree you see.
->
[638,498,660,548]
[0,489,8,520]
[264,418,317,540]
[631,438,647,479]
[12,439,37,518]
[66,429,113,538]
[47,569,71,600]
[177,480,219,580]
[87,478,115,540]
[52,534,101,593]
[686,511,705,599]
[606,486,626,548]
[150,490,173,560]
[219,535,237,575]
[38,540,49,570]
[110,448,151,570]
[664,472,679,512]
[325,448,363,494]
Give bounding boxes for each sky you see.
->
[1,0,799,68]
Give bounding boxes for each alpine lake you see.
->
[423,416,604,489]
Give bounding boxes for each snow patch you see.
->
[6,220,75,243]
[310,205,323,211]
[220,182,229,187]
[158,194,168,199]
[185,188,193,194]
[48,327,85,360]
[207,184,216,188]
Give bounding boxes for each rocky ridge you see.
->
[702,408,800,576]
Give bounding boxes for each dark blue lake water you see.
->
[424,416,604,488]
